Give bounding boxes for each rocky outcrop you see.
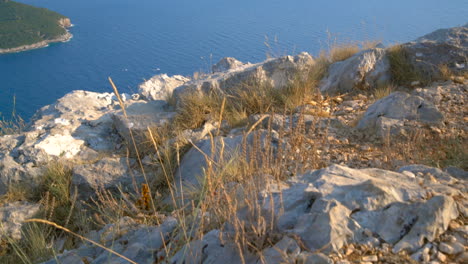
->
[211,57,246,73]
[357,91,444,137]
[173,52,314,98]
[138,74,190,101]
[403,23,468,77]
[257,165,460,254]
[320,48,391,94]
[39,164,466,264]
[58,18,72,28]
[0,90,138,195]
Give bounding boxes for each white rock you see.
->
[319,48,390,94]
[139,74,190,101]
[34,133,84,158]
[0,202,41,240]
[54,118,71,126]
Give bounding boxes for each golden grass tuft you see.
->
[329,43,360,63]
[373,83,396,100]
[438,64,453,81]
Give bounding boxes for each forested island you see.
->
[0,0,72,54]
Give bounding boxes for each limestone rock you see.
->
[71,157,145,199]
[43,217,177,264]
[320,48,391,94]
[398,164,457,183]
[138,74,190,101]
[297,252,334,264]
[444,166,468,181]
[403,24,468,77]
[174,52,314,99]
[260,236,300,264]
[212,57,246,73]
[258,165,460,253]
[357,91,444,135]
[171,230,256,264]
[0,202,41,240]
[112,100,175,143]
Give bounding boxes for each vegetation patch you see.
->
[387,45,426,86]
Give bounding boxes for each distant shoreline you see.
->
[0,18,73,55]
[0,32,73,55]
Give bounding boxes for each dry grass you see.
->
[0,115,25,136]
[387,45,425,86]
[0,162,81,264]
[329,43,360,63]
[172,90,223,130]
[373,83,395,100]
[438,64,453,81]
[0,184,34,206]
[0,223,56,264]
[379,129,468,170]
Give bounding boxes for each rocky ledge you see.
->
[0,24,467,263]
[0,18,73,55]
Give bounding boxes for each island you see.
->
[0,0,72,54]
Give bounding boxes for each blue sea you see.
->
[1,0,467,120]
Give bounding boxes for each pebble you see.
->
[402,171,416,178]
[437,252,447,262]
[361,255,378,262]
[438,242,455,255]
[452,76,465,84]
[336,261,351,264]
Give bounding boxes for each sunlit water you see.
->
[0,0,466,119]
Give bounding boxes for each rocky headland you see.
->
[0,24,467,263]
[0,0,73,55]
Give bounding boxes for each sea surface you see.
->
[1,0,467,120]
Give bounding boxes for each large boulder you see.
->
[257,165,461,253]
[403,23,468,77]
[356,91,444,136]
[319,48,391,94]
[138,74,190,101]
[174,52,314,98]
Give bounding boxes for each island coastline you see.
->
[0,21,72,54]
[0,10,73,55]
